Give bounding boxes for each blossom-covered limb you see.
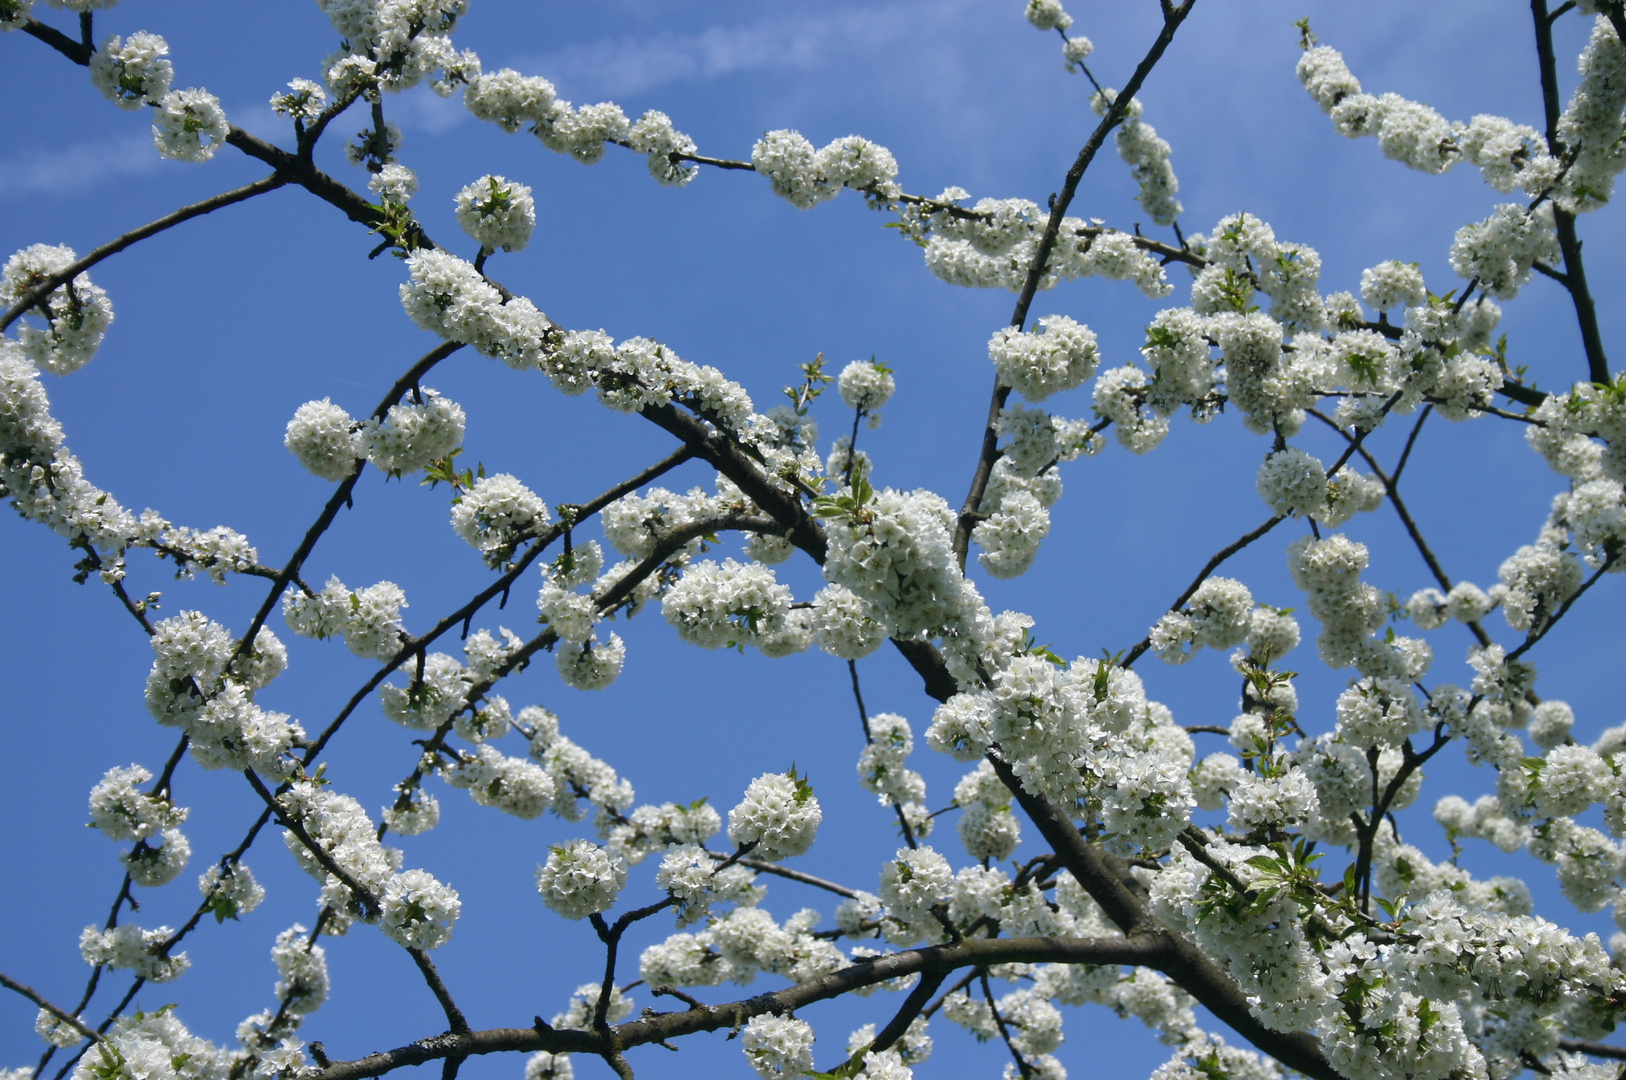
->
[639,402,828,559]
[953,0,1198,566]
[241,769,379,921]
[644,399,964,701]
[1503,552,1616,661]
[0,175,286,334]
[849,659,919,848]
[1007,1,1195,333]
[242,770,471,1037]
[13,20,402,253]
[308,935,1161,1080]
[231,342,464,677]
[985,755,1343,1080]
[287,459,717,844]
[1533,0,1613,384]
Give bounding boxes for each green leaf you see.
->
[1417,997,1440,1036]
[787,765,816,804]
[207,893,241,924]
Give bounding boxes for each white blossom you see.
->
[837,358,895,412]
[1,244,114,375]
[535,839,626,920]
[90,31,172,108]
[284,398,360,481]
[727,772,821,860]
[741,1014,816,1079]
[454,174,536,253]
[152,88,229,162]
[451,472,550,564]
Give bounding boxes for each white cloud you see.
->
[511,3,956,99]
[0,132,160,198]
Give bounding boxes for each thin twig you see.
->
[849,659,918,848]
[954,1,1199,565]
[0,176,287,333]
[1532,0,1612,384]
[1122,514,1285,667]
[0,972,101,1042]
[724,857,862,899]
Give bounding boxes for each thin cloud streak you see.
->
[0,132,160,198]
[511,3,961,99]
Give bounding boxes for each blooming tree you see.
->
[3,2,1626,1080]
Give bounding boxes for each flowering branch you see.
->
[953,0,1198,566]
[308,936,1161,1080]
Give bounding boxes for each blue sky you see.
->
[2,3,1623,1079]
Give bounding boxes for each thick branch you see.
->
[1560,1040,1626,1061]
[986,755,1342,1080]
[21,16,91,63]
[638,403,828,560]
[310,936,1160,1080]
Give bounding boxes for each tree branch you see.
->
[1560,1040,1626,1061]
[1121,514,1286,667]
[407,948,470,1035]
[850,659,918,848]
[985,755,1342,1080]
[1532,0,1612,384]
[0,175,288,333]
[954,0,1199,565]
[0,972,100,1042]
[309,936,1161,1080]
[724,857,862,900]
[227,341,464,672]
[20,15,91,63]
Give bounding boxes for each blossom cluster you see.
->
[2,244,114,375]
[277,780,461,948]
[751,129,901,209]
[1094,90,1183,226]
[909,192,1173,297]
